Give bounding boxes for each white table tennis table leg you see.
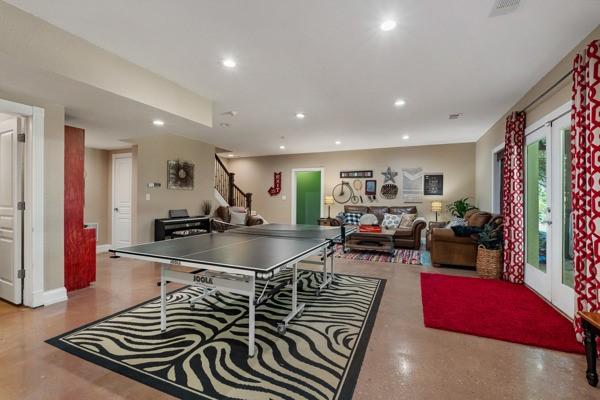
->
[317,244,335,295]
[277,262,305,334]
[248,274,256,357]
[160,266,167,332]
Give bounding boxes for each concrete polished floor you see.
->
[0,254,597,399]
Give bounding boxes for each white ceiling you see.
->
[5,0,600,156]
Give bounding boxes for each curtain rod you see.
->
[519,68,573,113]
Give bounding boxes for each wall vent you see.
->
[490,0,521,17]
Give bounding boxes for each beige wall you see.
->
[228,143,476,223]
[130,134,215,243]
[84,148,109,244]
[0,89,65,292]
[475,25,600,210]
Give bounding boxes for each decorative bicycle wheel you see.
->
[332,182,353,204]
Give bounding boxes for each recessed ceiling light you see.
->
[335,140,341,145]
[222,58,236,68]
[380,20,397,31]
[402,135,410,140]
[228,154,234,157]
[394,99,406,107]
[153,119,164,126]
[295,112,305,119]
[280,145,286,150]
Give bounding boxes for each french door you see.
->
[524,110,574,316]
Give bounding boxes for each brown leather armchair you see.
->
[336,205,426,250]
[211,206,264,232]
[430,210,503,268]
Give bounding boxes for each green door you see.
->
[296,171,321,225]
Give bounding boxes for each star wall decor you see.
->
[381,167,398,184]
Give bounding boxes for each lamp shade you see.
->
[431,201,443,212]
[324,196,335,205]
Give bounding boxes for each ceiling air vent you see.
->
[449,113,463,120]
[489,0,521,17]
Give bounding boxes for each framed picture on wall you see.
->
[365,179,377,196]
[167,159,195,190]
[424,174,444,195]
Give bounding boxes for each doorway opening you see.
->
[291,168,324,225]
[0,99,44,307]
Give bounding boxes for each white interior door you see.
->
[524,126,552,299]
[112,154,132,248]
[0,118,23,304]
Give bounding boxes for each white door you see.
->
[524,126,552,299]
[549,113,575,316]
[524,110,575,316]
[0,118,23,304]
[112,154,132,248]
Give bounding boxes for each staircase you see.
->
[214,155,252,210]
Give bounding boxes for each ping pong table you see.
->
[110,223,354,356]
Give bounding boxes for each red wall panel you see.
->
[64,126,96,291]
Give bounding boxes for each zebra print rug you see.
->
[47,271,385,400]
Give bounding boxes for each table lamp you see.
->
[431,201,443,222]
[324,196,335,218]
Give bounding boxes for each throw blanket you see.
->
[451,225,482,237]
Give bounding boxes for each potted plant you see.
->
[474,224,504,279]
[201,200,212,216]
[446,197,477,218]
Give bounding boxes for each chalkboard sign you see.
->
[424,174,443,195]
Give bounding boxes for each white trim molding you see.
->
[43,287,67,306]
[290,168,325,224]
[96,244,112,253]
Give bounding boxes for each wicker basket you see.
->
[476,245,502,279]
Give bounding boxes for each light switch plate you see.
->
[281,195,287,200]
[145,193,151,201]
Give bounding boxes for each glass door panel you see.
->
[526,138,548,272]
[561,127,574,288]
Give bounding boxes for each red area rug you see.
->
[420,273,584,354]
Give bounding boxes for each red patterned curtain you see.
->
[502,112,526,284]
[571,40,600,341]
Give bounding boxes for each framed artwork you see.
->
[402,167,423,203]
[365,179,377,195]
[424,174,444,195]
[340,170,373,178]
[167,160,194,190]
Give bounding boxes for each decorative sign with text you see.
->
[268,172,282,196]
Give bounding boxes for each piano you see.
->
[154,209,211,241]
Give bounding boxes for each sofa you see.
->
[211,206,264,232]
[429,209,503,268]
[335,205,426,250]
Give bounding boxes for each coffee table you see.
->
[346,229,396,255]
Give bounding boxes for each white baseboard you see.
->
[96,244,112,253]
[43,287,68,306]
